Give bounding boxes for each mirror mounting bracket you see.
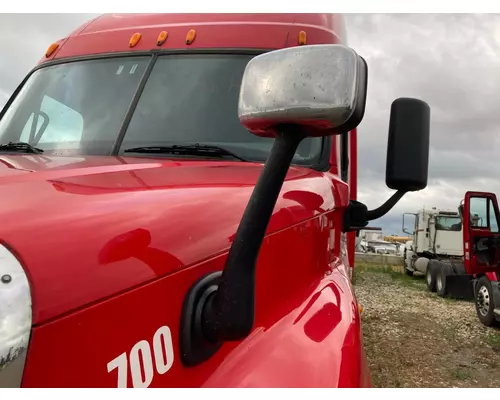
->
[343,190,407,232]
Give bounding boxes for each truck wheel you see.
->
[475,276,497,326]
[426,260,438,292]
[436,263,452,297]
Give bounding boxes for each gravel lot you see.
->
[353,263,500,388]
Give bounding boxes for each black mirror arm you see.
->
[179,126,307,367]
[366,190,407,221]
[343,190,407,232]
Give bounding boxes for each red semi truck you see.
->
[0,13,431,387]
[430,192,500,327]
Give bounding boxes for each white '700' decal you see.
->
[107,325,174,388]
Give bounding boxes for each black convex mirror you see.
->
[385,98,431,192]
[343,96,431,230]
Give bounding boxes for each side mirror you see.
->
[386,98,430,191]
[343,96,431,230]
[238,44,368,137]
[180,44,369,366]
[402,212,417,235]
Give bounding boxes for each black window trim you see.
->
[340,131,349,182]
[0,48,332,172]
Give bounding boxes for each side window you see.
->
[469,197,488,228]
[20,95,83,148]
[489,199,499,233]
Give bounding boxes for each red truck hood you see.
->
[0,155,341,324]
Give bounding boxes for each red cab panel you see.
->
[22,213,370,388]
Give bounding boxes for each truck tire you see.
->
[426,260,439,292]
[475,276,497,326]
[436,262,452,297]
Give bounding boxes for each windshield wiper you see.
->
[0,142,43,154]
[124,144,246,161]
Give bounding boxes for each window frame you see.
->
[340,131,349,182]
[488,198,500,233]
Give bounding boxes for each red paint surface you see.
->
[12,154,370,387]
[0,155,339,322]
[486,271,498,282]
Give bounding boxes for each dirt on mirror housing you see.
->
[353,263,500,388]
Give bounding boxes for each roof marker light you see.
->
[298,31,307,45]
[129,33,142,48]
[186,29,196,45]
[45,43,59,58]
[157,31,168,46]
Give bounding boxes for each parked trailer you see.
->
[0,13,431,387]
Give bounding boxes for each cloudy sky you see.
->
[0,13,497,235]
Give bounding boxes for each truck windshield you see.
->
[435,216,462,231]
[0,54,323,165]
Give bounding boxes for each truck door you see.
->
[463,191,500,274]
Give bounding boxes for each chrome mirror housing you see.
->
[238,44,368,138]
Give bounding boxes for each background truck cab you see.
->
[0,13,431,387]
[418,191,500,328]
[402,207,464,292]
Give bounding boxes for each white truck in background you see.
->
[402,207,465,294]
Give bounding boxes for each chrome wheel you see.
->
[477,285,491,317]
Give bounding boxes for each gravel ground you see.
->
[353,264,500,388]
